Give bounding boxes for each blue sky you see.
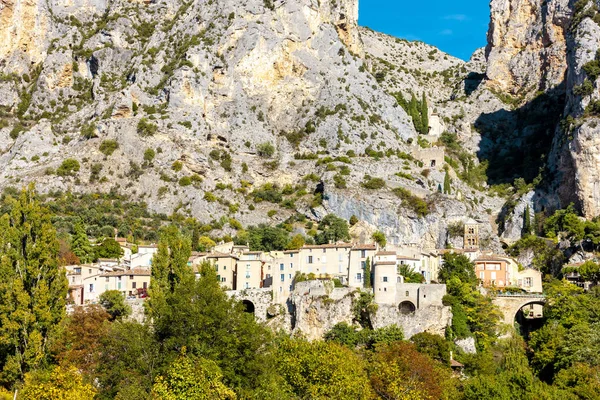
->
[358,0,490,60]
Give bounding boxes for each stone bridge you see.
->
[492,294,546,325]
[226,289,276,322]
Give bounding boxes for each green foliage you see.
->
[95,238,124,259]
[349,215,358,226]
[256,142,275,158]
[71,221,94,263]
[439,253,477,284]
[143,148,156,164]
[507,235,564,275]
[398,264,425,283]
[364,257,372,289]
[392,187,429,217]
[361,175,386,190]
[245,225,290,252]
[315,214,350,245]
[371,231,386,248]
[20,365,96,399]
[324,323,404,350]
[392,91,429,134]
[275,338,372,399]
[443,170,451,194]
[171,161,183,172]
[56,158,80,176]
[137,118,158,137]
[99,139,119,156]
[152,352,236,399]
[410,332,450,365]
[0,186,68,384]
[99,290,131,321]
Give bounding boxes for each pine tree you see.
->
[364,257,372,289]
[71,220,94,264]
[443,171,451,195]
[420,92,429,134]
[0,185,68,384]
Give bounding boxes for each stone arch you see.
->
[242,300,255,314]
[399,300,416,315]
[512,300,545,322]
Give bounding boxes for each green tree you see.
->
[364,257,372,289]
[439,253,477,284]
[20,365,96,400]
[409,92,422,134]
[275,338,372,399]
[99,290,131,321]
[0,186,68,384]
[315,214,350,245]
[371,231,386,248]
[152,351,236,400]
[410,332,450,365]
[398,264,424,283]
[443,170,451,194]
[56,158,80,176]
[286,234,305,250]
[247,225,289,251]
[95,238,124,259]
[143,148,156,164]
[71,220,94,264]
[421,92,429,134]
[349,215,358,226]
[523,205,533,235]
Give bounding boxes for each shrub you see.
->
[179,176,192,186]
[81,123,96,139]
[204,192,216,202]
[57,159,80,176]
[334,174,347,189]
[392,187,429,217]
[137,118,158,137]
[172,161,183,172]
[143,148,156,163]
[361,175,386,190]
[257,142,275,158]
[99,140,119,156]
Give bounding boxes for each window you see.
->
[245,283,250,289]
[323,248,326,253]
[288,274,292,279]
[339,264,344,273]
[356,273,362,282]
[221,277,226,283]
[105,277,109,282]
[405,291,409,296]
[130,275,134,279]
[338,254,343,262]
[75,268,81,274]
[290,253,294,258]
[383,277,388,283]
[491,271,497,280]
[143,282,148,289]
[479,271,485,279]
[280,274,285,282]
[88,269,92,274]
[430,159,436,167]
[118,276,122,281]
[105,284,108,290]
[290,263,293,269]
[361,250,366,258]
[132,282,137,289]
[524,277,533,287]
[280,264,284,271]
[361,261,366,269]
[117,282,121,290]
[308,256,313,264]
[246,264,251,270]
[246,273,251,279]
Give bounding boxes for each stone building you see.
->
[464,218,480,250]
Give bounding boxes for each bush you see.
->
[172,161,183,172]
[333,174,347,189]
[57,159,80,176]
[137,118,158,137]
[392,187,429,217]
[99,140,119,156]
[143,148,156,163]
[361,175,386,190]
[179,176,192,186]
[257,142,275,158]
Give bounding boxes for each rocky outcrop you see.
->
[485,0,571,96]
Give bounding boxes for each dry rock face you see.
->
[486,0,570,95]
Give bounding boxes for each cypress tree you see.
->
[523,206,532,235]
[443,171,451,195]
[421,92,429,134]
[409,92,422,134]
[71,220,94,264]
[0,185,68,383]
[364,257,372,289]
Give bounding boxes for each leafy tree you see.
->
[0,186,68,384]
[247,225,289,251]
[578,260,600,285]
[95,238,124,259]
[286,234,305,250]
[315,214,350,245]
[364,257,372,289]
[143,148,156,164]
[398,264,425,283]
[369,341,450,400]
[53,305,110,376]
[371,231,386,248]
[20,365,96,400]
[152,351,236,400]
[275,338,372,399]
[99,290,131,321]
[256,142,275,158]
[439,253,477,285]
[197,236,216,252]
[349,215,358,226]
[71,220,94,263]
[410,332,450,365]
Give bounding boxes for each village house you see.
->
[348,244,377,288]
[99,268,151,299]
[66,264,102,305]
[207,252,238,290]
[373,251,399,304]
[236,251,264,290]
[474,254,518,288]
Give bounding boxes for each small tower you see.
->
[464,219,479,250]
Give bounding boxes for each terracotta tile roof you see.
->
[301,243,353,249]
[100,268,151,277]
[450,359,464,368]
[375,261,397,265]
[397,255,419,260]
[98,258,119,262]
[352,244,377,250]
[242,251,263,255]
[475,255,510,262]
[207,252,239,260]
[376,251,397,256]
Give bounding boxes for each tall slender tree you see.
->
[0,185,68,385]
[364,257,372,289]
[421,92,429,134]
[443,171,451,195]
[71,220,94,264]
[523,206,533,235]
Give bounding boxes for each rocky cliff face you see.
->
[486,0,570,96]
